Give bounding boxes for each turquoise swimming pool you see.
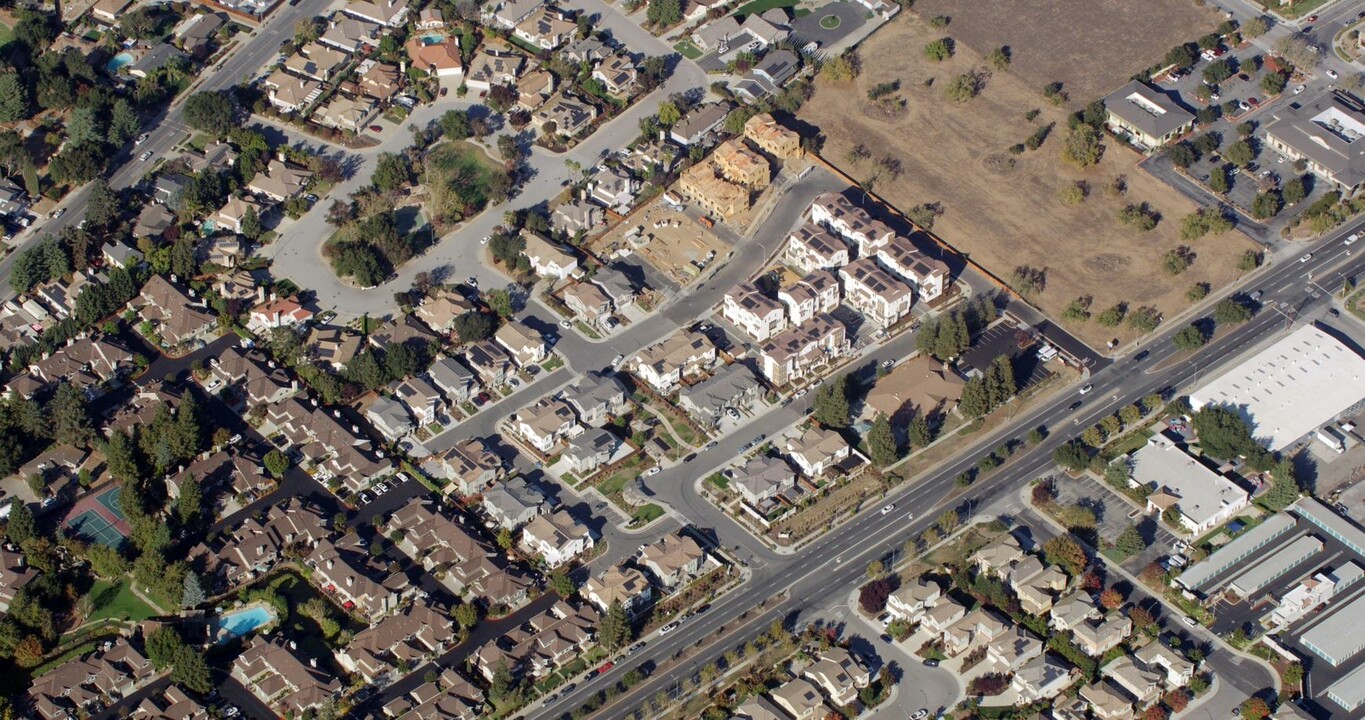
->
[106,52,135,73]
[213,605,276,643]
[419,32,447,45]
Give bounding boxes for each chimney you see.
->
[310,657,318,667]
[346,576,355,587]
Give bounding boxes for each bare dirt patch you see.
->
[589,197,732,286]
[910,0,1220,102]
[799,17,1254,348]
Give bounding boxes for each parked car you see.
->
[139,150,152,162]
[135,133,150,145]
[1327,68,1340,79]
[643,466,660,477]
[369,124,383,132]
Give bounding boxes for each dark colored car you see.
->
[1133,350,1150,362]
[369,124,383,132]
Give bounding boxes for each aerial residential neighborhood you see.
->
[5,0,1365,718]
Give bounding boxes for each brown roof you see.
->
[864,355,965,420]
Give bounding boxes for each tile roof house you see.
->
[561,371,629,426]
[1080,681,1135,720]
[723,282,787,342]
[424,437,504,495]
[521,509,594,567]
[785,426,853,477]
[639,531,708,591]
[264,70,322,113]
[631,330,718,394]
[231,635,343,716]
[338,599,456,683]
[863,355,965,424]
[494,321,547,367]
[970,532,1025,579]
[563,426,621,475]
[758,314,849,387]
[731,454,796,505]
[803,647,870,707]
[1103,655,1164,709]
[307,324,362,371]
[407,35,465,78]
[744,112,803,159]
[217,195,266,235]
[1009,556,1070,615]
[678,361,763,428]
[427,355,479,404]
[769,677,831,720]
[465,339,514,386]
[357,62,403,101]
[778,270,841,326]
[319,13,382,54]
[562,281,613,327]
[516,66,557,110]
[136,275,217,347]
[941,607,1010,656]
[784,222,850,274]
[522,232,580,280]
[876,236,950,303]
[808,192,895,257]
[415,290,476,334]
[247,159,314,202]
[839,257,915,327]
[343,0,410,27]
[515,398,580,453]
[482,476,546,529]
[315,95,380,133]
[247,297,313,334]
[29,638,155,720]
[584,564,653,613]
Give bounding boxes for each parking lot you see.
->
[960,322,1054,390]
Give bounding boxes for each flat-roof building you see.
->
[1103,80,1195,148]
[1177,513,1297,592]
[1294,496,1365,556]
[1130,434,1249,536]
[1227,535,1323,598]
[1265,91,1365,195]
[1190,324,1365,451]
[1302,593,1365,665]
[1326,662,1365,710]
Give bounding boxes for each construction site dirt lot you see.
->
[910,0,1220,102]
[798,15,1256,349]
[590,198,733,286]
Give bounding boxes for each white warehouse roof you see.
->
[1190,324,1365,451]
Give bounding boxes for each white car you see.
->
[1300,253,1314,263]
[138,150,152,162]
[1079,384,1093,395]
[659,622,679,635]
[1182,616,1198,627]
[480,235,490,245]
[135,133,150,145]
[611,353,625,367]
[911,710,929,720]
[643,466,661,477]
[1294,84,1306,94]
[1348,233,1360,246]
[880,503,895,515]
[559,319,572,329]
[1328,69,1340,79]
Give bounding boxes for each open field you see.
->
[85,580,157,624]
[910,0,1220,102]
[798,16,1255,348]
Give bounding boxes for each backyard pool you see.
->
[213,604,276,643]
[418,32,447,45]
[106,52,135,73]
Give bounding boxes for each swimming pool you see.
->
[213,605,276,643]
[106,52,135,73]
[419,32,447,45]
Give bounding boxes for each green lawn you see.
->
[86,580,157,624]
[673,39,703,59]
[706,472,729,490]
[0,21,15,49]
[818,13,840,28]
[734,0,800,20]
[632,504,665,525]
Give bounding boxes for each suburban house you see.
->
[631,330,718,394]
[785,426,853,477]
[639,531,708,591]
[521,510,594,567]
[264,70,322,113]
[392,375,443,426]
[368,396,414,440]
[464,51,526,92]
[920,597,969,635]
[1072,615,1133,657]
[1013,654,1078,703]
[744,112,803,159]
[863,355,966,424]
[1007,556,1070,614]
[802,648,870,707]
[971,533,1026,579]
[723,282,787,342]
[415,290,475,334]
[337,599,456,684]
[678,361,764,428]
[733,49,799,103]
[769,677,830,720]
[208,347,298,407]
[315,95,380,133]
[494,321,547,366]
[552,198,605,236]
[758,314,849,387]
[533,94,598,136]
[1050,591,1102,633]
[1080,681,1136,720]
[0,546,37,613]
[670,102,730,145]
[584,565,653,614]
[428,355,479,404]
[285,41,349,82]
[1102,80,1195,149]
[808,192,895,257]
[0,177,26,220]
[29,639,155,720]
[876,236,949,302]
[678,160,750,218]
[561,371,629,426]
[1129,434,1249,535]
[319,14,383,54]
[941,607,1010,656]
[217,195,266,234]
[1103,656,1164,709]
[356,62,403,101]
[593,267,638,309]
[136,275,217,347]
[839,257,915,327]
[407,36,465,78]
[247,297,313,334]
[1135,643,1195,688]
[731,454,796,506]
[592,53,637,94]
[713,139,771,189]
[387,500,531,606]
[134,203,176,239]
[562,281,613,327]
[784,223,850,274]
[482,477,546,530]
[426,438,504,496]
[307,324,362,371]
[231,636,342,716]
[563,426,621,475]
[563,36,608,63]
[465,339,515,386]
[514,398,581,453]
[488,0,541,28]
[343,0,410,27]
[886,577,943,624]
[248,159,313,203]
[587,167,639,211]
[514,7,575,49]
[778,270,841,326]
[522,232,580,280]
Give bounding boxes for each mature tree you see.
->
[1282,176,1306,205]
[1053,442,1090,472]
[600,600,632,651]
[373,153,412,191]
[1242,16,1268,37]
[182,571,205,608]
[958,377,991,419]
[453,602,479,630]
[1116,524,1145,557]
[1099,588,1124,610]
[176,474,203,525]
[1241,698,1271,720]
[646,0,681,26]
[1224,140,1256,167]
[86,543,130,578]
[453,310,495,342]
[813,375,851,428]
[549,570,575,598]
[263,449,290,479]
[1042,535,1088,575]
[171,645,213,693]
[1214,299,1252,324]
[858,578,893,613]
[867,414,898,467]
[1252,191,1282,219]
[1172,324,1207,350]
[440,109,472,140]
[937,509,960,535]
[1062,125,1104,167]
[6,499,35,545]
[909,414,933,449]
[986,355,1016,409]
[967,672,1011,696]
[49,382,95,447]
[1261,460,1302,512]
[0,73,32,123]
[182,91,234,136]
[1274,35,1318,70]
[1055,504,1097,530]
[1191,406,1266,463]
[146,627,186,669]
[240,206,263,241]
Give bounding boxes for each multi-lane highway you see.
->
[528,219,1365,719]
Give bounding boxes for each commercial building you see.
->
[1268,562,1364,629]
[1302,593,1365,665]
[1265,91,1365,195]
[1102,80,1195,148]
[1226,535,1323,598]
[1130,434,1249,536]
[1326,662,1365,710]
[1177,513,1296,592]
[1294,496,1365,556]
[1190,324,1365,451]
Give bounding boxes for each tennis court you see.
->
[63,485,131,548]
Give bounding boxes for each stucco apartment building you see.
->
[784,223,850,274]
[807,192,894,257]
[839,257,915,326]
[876,235,949,302]
[759,314,850,387]
[722,282,787,341]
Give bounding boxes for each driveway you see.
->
[789,0,867,50]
